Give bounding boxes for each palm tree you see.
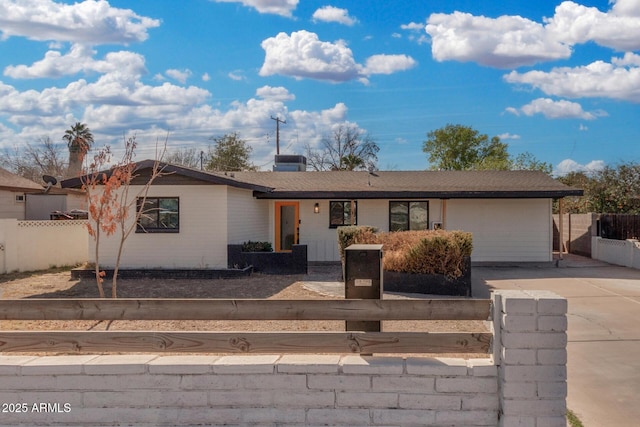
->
[63,122,94,177]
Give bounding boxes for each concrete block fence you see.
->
[0,219,88,274]
[0,291,567,427]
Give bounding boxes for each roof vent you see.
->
[273,155,307,172]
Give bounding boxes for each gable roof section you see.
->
[225,170,583,199]
[60,160,273,193]
[0,167,43,192]
[61,160,583,199]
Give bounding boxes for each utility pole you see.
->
[270,116,286,155]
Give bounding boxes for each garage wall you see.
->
[446,198,552,262]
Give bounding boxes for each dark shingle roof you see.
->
[0,167,43,192]
[222,170,583,199]
[61,160,583,199]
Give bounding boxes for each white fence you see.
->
[592,237,640,269]
[0,219,88,274]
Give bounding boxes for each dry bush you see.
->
[340,227,473,279]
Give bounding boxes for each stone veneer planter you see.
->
[227,244,307,275]
[383,257,472,296]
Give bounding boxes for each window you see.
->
[136,197,179,233]
[389,201,429,232]
[15,194,25,203]
[330,201,357,228]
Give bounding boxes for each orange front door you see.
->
[275,201,299,252]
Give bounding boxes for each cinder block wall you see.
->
[0,291,567,427]
[553,213,596,257]
[495,290,568,427]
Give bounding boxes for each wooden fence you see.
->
[0,299,492,354]
[600,214,640,240]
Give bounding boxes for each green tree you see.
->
[592,163,640,214]
[206,132,256,171]
[555,171,593,213]
[306,123,379,171]
[555,162,640,214]
[423,124,509,170]
[511,152,553,174]
[63,122,94,177]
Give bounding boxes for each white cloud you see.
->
[400,21,429,44]
[4,44,146,79]
[259,30,415,83]
[202,73,210,82]
[260,31,362,82]
[0,0,160,44]
[212,0,298,17]
[426,11,570,68]
[425,1,640,69]
[579,123,588,131]
[165,69,192,84]
[554,158,605,176]
[504,56,640,103]
[401,22,425,32]
[0,67,361,170]
[612,52,640,67]
[228,70,246,81]
[255,85,295,102]
[545,0,640,51]
[363,54,416,75]
[312,6,357,26]
[506,98,607,120]
[498,133,521,140]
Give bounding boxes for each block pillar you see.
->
[493,290,568,427]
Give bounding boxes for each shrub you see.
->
[241,241,273,252]
[337,227,472,279]
[336,225,378,262]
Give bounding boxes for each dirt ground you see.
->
[0,266,488,357]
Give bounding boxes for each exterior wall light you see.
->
[314,203,320,214]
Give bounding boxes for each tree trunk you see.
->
[67,148,85,178]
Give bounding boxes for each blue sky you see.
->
[0,0,638,174]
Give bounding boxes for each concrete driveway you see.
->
[472,254,640,427]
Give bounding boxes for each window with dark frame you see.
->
[136,197,180,233]
[330,200,357,228]
[389,201,429,232]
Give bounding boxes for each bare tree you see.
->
[305,124,379,171]
[83,135,168,298]
[165,146,204,169]
[1,137,67,183]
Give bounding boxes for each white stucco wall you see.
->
[298,198,551,263]
[299,199,444,263]
[227,187,269,245]
[0,219,88,274]
[0,190,25,219]
[446,198,552,262]
[90,185,229,269]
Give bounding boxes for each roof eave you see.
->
[253,189,584,199]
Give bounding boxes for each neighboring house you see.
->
[0,166,86,220]
[61,159,582,269]
[0,167,44,219]
[25,188,86,220]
